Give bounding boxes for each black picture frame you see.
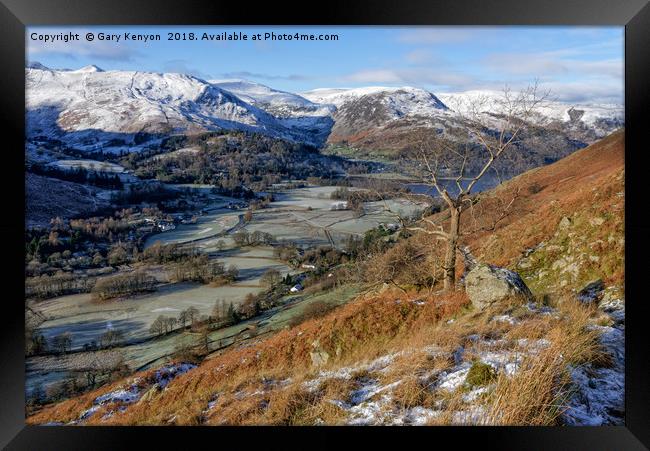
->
[2,0,648,448]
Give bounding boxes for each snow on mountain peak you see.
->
[210,78,335,127]
[437,90,624,129]
[26,67,333,151]
[211,79,331,112]
[25,65,623,154]
[302,86,446,109]
[74,64,104,73]
[26,61,50,71]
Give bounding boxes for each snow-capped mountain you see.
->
[26,63,623,156]
[26,65,329,152]
[301,86,622,150]
[210,79,335,145]
[302,86,451,148]
[210,79,332,117]
[438,90,624,138]
[303,86,448,116]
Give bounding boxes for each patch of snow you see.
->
[79,405,101,420]
[94,387,140,405]
[437,363,472,392]
[303,353,400,392]
[563,307,625,426]
[154,363,197,389]
[452,406,487,425]
[478,351,523,376]
[397,406,441,425]
[347,396,394,425]
[350,379,402,405]
[205,393,220,411]
[516,338,551,350]
[462,386,491,403]
[526,302,556,316]
[492,314,517,325]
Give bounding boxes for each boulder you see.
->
[310,339,330,367]
[577,279,605,304]
[137,384,160,404]
[310,350,330,367]
[465,263,534,310]
[559,216,572,230]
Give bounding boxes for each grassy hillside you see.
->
[27,130,624,426]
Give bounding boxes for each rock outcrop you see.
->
[577,279,605,304]
[310,340,330,367]
[465,263,534,310]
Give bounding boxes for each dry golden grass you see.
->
[28,288,469,425]
[390,375,438,410]
[483,299,605,425]
[27,132,624,426]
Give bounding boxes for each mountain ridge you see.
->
[26,64,623,157]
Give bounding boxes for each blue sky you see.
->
[27,26,623,103]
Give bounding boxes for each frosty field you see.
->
[26,184,423,397]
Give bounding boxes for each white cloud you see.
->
[340,68,474,89]
[538,80,623,104]
[220,71,311,81]
[404,49,439,64]
[397,28,478,44]
[485,53,622,79]
[162,60,212,80]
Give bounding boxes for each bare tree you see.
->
[51,331,73,354]
[84,349,127,388]
[99,328,124,349]
[198,324,210,354]
[260,268,281,288]
[391,83,549,291]
[185,306,200,327]
[150,315,167,336]
[178,309,189,329]
[165,316,178,333]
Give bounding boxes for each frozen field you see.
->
[26,284,362,397]
[144,208,241,248]
[48,159,128,173]
[147,185,425,249]
[240,186,425,246]
[33,247,293,353]
[26,185,422,397]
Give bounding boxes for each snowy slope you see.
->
[211,79,333,117]
[302,86,622,147]
[305,86,622,132]
[26,66,327,152]
[303,86,448,117]
[438,90,624,137]
[26,63,623,155]
[211,79,335,145]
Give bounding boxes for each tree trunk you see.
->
[443,206,461,291]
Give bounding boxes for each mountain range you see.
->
[26,63,624,156]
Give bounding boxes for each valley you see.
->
[23,62,625,426]
[26,131,626,426]
[25,181,427,398]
